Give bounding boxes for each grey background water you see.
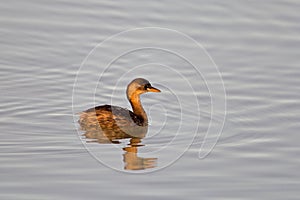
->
[1,0,300,199]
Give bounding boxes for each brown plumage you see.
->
[78,78,161,143]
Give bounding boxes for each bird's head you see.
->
[126,78,161,100]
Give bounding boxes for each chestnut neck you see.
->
[128,93,148,126]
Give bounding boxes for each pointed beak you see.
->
[147,86,161,93]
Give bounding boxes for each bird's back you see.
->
[82,104,144,126]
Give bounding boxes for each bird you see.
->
[78,78,161,142]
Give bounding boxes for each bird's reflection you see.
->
[79,112,157,170]
[123,138,157,170]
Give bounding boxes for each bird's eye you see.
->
[144,83,151,90]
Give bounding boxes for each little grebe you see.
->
[79,78,160,141]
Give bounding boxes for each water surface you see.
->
[1,0,300,199]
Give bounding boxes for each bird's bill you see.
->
[147,86,161,93]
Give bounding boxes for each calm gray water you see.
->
[1,0,300,199]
